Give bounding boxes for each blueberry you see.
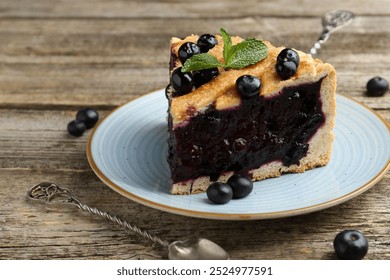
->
[277,48,300,67]
[67,120,86,137]
[197,34,218,53]
[170,67,193,96]
[193,67,219,87]
[76,108,99,129]
[366,76,389,97]
[236,75,261,99]
[227,174,253,199]
[275,48,300,80]
[207,182,233,204]
[178,42,200,64]
[333,230,369,260]
[276,60,297,80]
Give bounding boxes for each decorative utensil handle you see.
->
[77,202,169,247]
[27,182,169,247]
[310,10,354,55]
[310,32,331,55]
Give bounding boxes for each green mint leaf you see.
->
[179,28,269,73]
[219,27,232,64]
[181,53,224,72]
[225,40,249,65]
[226,38,268,69]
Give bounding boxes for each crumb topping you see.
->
[169,35,334,125]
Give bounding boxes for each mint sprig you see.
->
[220,28,233,64]
[179,53,224,72]
[181,28,268,72]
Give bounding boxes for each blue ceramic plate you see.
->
[87,89,390,220]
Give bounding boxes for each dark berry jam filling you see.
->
[168,78,325,183]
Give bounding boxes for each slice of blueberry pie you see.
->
[166,29,336,195]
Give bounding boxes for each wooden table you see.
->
[0,0,389,260]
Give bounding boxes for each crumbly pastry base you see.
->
[171,159,329,195]
[168,35,336,195]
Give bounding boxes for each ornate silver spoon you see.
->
[27,182,229,260]
[310,10,354,55]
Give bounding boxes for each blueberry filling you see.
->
[168,78,325,183]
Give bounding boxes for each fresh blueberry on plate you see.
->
[227,174,253,199]
[207,182,233,204]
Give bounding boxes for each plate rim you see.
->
[86,89,390,220]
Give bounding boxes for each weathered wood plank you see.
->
[0,65,165,110]
[0,17,389,109]
[0,109,99,171]
[0,16,388,60]
[0,169,389,259]
[0,0,389,19]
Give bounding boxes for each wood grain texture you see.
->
[0,0,389,260]
[0,16,389,109]
[0,0,389,18]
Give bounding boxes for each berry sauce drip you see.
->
[167,78,325,183]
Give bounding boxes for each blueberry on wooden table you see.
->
[366,76,389,97]
[76,108,99,129]
[67,120,86,137]
[333,230,369,260]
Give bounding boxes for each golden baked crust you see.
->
[168,34,337,195]
[169,35,335,125]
